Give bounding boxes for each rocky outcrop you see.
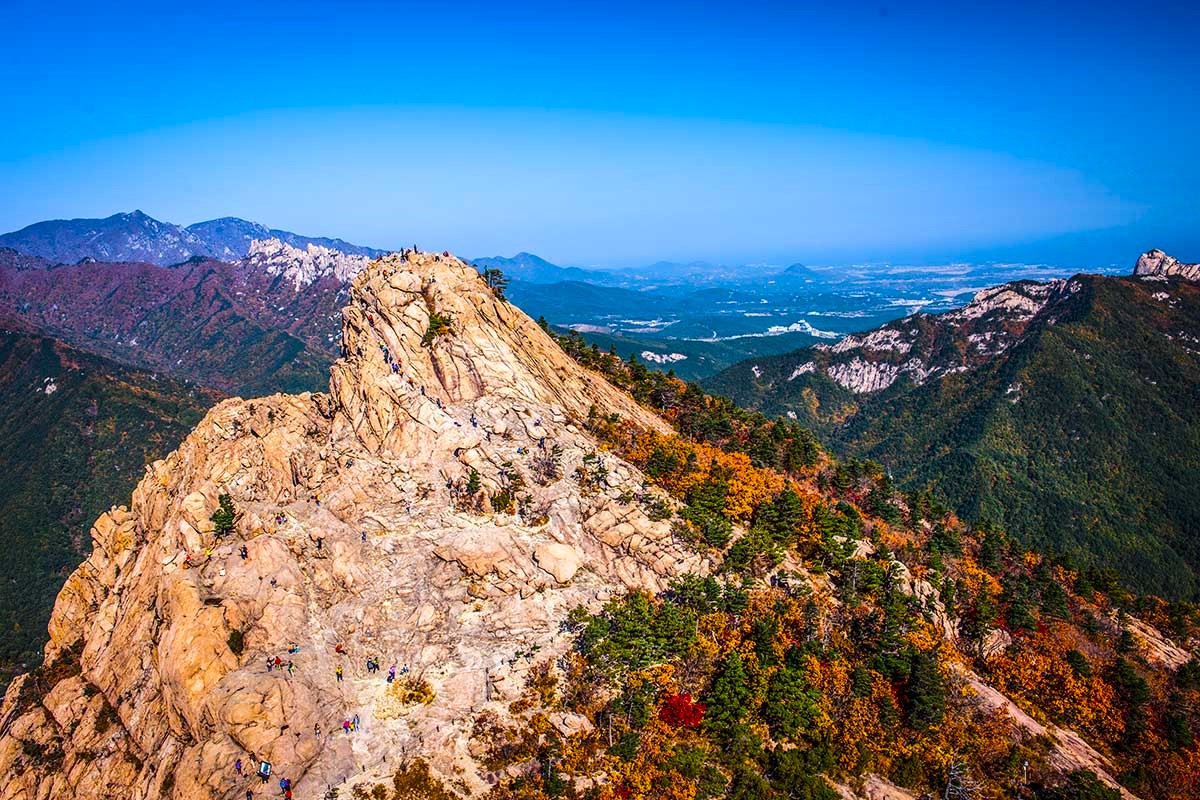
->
[0,251,704,800]
[1134,248,1200,282]
[242,238,371,290]
[793,278,1080,394]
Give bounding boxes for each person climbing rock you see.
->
[361,531,367,543]
[342,719,350,734]
[246,791,253,800]
[353,713,360,731]
[235,758,242,774]
[387,664,396,683]
[316,537,323,551]
[266,657,273,672]
[335,643,345,655]
[314,723,321,737]
[335,665,343,682]
[287,661,295,675]
[240,545,248,560]
[274,656,282,668]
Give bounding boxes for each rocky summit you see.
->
[1133,248,1200,283]
[0,251,706,799]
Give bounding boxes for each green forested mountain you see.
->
[0,329,219,680]
[705,259,1200,599]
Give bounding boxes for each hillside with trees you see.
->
[704,267,1200,601]
[0,329,218,680]
[358,326,1200,800]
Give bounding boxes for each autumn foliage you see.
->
[462,332,1200,800]
[659,693,705,728]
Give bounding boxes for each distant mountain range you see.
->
[0,244,340,395]
[0,210,386,266]
[470,252,617,284]
[706,249,1200,599]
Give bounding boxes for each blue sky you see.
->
[1,0,1196,266]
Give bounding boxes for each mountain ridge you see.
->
[0,211,386,266]
[0,249,1195,800]
[704,249,1200,597]
[0,249,705,798]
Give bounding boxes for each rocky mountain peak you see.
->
[0,248,697,799]
[1134,248,1200,282]
[329,251,668,458]
[242,237,372,289]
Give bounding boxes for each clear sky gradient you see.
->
[1,0,1196,266]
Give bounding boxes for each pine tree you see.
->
[481,267,508,299]
[704,651,751,740]
[907,650,946,730]
[761,666,819,739]
[211,493,236,538]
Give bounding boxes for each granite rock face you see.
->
[0,251,704,800]
[1134,248,1200,282]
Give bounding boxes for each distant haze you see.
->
[2,0,1196,267]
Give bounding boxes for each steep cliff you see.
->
[0,251,705,799]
